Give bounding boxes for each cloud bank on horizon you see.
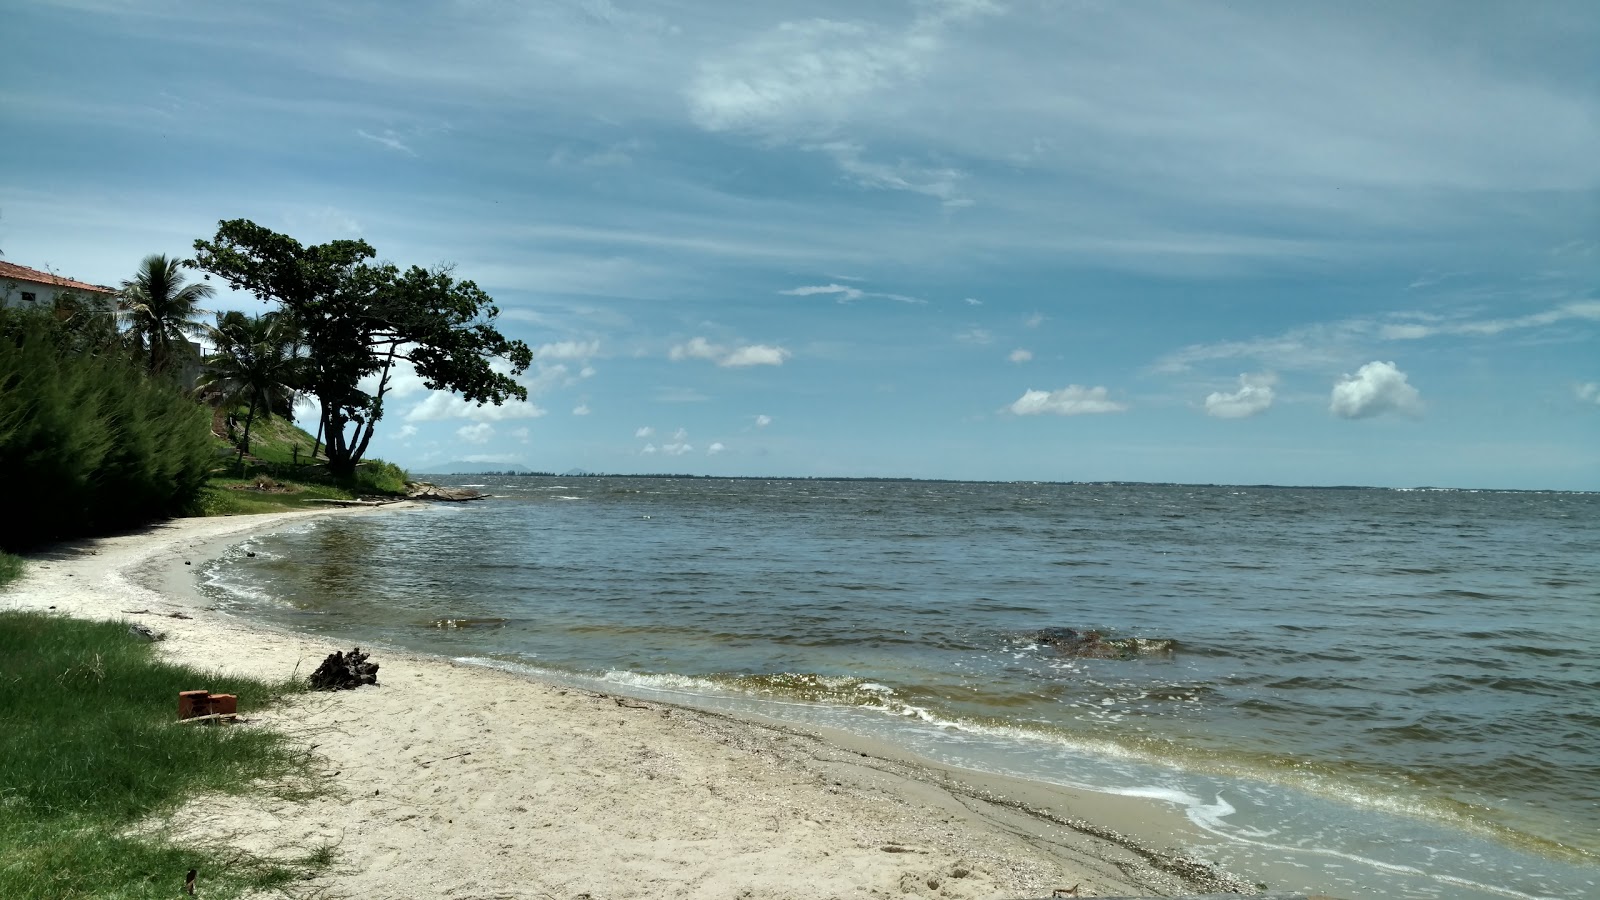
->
[2,0,1597,489]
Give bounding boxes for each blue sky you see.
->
[3,0,1597,489]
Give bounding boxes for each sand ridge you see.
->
[1,510,1253,899]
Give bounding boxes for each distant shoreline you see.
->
[419,470,1598,494]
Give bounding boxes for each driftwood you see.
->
[405,482,488,502]
[309,647,380,690]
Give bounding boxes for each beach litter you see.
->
[309,646,381,690]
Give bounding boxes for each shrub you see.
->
[0,308,215,550]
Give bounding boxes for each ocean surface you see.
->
[201,478,1599,899]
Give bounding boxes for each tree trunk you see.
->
[237,397,259,471]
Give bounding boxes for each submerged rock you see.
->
[1032,627,1175,659]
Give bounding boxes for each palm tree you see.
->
[197,311,306,464]
[119,254,213,375]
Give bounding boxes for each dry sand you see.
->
[1,509,1259,899]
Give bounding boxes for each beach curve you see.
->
[0,508,1257,899]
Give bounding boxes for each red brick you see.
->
[178,690,211,719]
[208,694,237,715]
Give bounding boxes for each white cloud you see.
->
[1009,386,1127,416]
[1330,361,1423,419]
[670,337,791,367]
[1008,348,1033,364]
[357,353,428,399]
[457,423,495,444]
[782,283,864,301]
[1573,382,1600,406]
[707,442,726,455]
[534,340,600,360]
[394,424,418,440]
[722,344,791,367]
[669,336,722,361]
[661,442,694,456]
[685,1,998,203]
[635,426,655,438]
[957,328,993,345]
[965,297,983,306]
[512,427,530,443]
[672,427,688,442]
[572,403,590,416]
[579,366,597,378]
[1205,372,1278,419]
[641,443,658,455]
[754,414,772,427]
[780,283,923,304]
[1025,313,1047,329]
[407,392,547,422]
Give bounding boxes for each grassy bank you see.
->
[0,612,325,898]
[200,414,409,515]
[0,552,22,588]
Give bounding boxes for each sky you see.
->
[3,0,1597,489]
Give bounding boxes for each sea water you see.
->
[200,478,1600,898]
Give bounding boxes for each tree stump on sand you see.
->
[309,647,380,690]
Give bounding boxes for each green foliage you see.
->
[0,552,22,588]
[0,308,217,551]
[353,458,409,495]
[198,311,308,458]
[117,254,213,376]
[191,219,532,476]
[0,611,323,898]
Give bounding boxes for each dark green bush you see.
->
[0,308,215,550]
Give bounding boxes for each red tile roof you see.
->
[0,260,116,294]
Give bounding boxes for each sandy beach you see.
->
[0,509,1258,899]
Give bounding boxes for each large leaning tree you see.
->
[189,219,533,477]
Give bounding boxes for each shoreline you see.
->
[2,509,1259,898]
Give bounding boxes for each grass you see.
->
[0,611,326,899]
[199,413,411,516]
[0,552,23,588]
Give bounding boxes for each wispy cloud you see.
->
[1156,299,1600,373]
[1008,348,1032,364]
[355,128,415,155]
[780,283,923,304]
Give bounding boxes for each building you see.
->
[0,260,116,310]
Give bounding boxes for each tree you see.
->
[119,254,214,375]
[197,311,305,463]
[189,219,533,476]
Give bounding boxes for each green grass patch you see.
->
[0,612,324,898]
[193,478,362,516]
[206,413,411,512]
[0,552,23,588]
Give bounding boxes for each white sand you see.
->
[1,510,1256,899]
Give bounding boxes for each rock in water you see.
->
[1033,628,1175,659]
[309,647,380,690]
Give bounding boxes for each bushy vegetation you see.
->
[0,611,325,898]
[0,551,23,588]
[0,309,216,550]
